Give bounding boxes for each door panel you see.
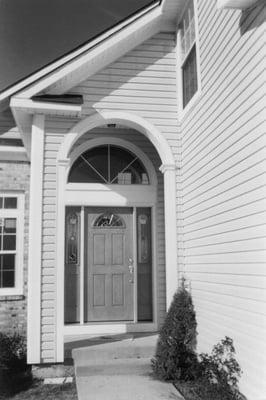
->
[85,207,134,322]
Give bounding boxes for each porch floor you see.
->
[69,333,184,400]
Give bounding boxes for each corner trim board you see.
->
[27,114,45,364]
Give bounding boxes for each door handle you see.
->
[128,258,134,283]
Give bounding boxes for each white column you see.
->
[160,163,178,309]
[27,114,45,364]
[56,159,69,362]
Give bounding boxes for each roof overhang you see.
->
[6,0,185,159]
[1,0,184,106]
[10,96,82,159]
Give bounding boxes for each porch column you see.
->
[160,163,178,309]
[27,113,45,364]
[55,158,69,362]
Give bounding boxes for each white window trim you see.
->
[177,0,201,120]
[0,192,24,296]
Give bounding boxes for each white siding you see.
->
[180,2,266,399]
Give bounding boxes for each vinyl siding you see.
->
[180,3,266,399]
[40,32,179,362]
[41,122,72,362]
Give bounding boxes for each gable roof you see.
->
[0,0,159,95]
[1,0,185,106]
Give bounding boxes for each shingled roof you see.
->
[0,0,158,94]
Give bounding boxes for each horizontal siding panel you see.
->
[186,263,266,276]
[184,185,266,222]
[183,170,266,209]
[186,237,266,256]
[194,297,265,331]
[187,272,266,290]
[185,251,266,265]
[182,114,265,183]
[184,198,266,228]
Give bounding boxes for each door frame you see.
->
[62,137,159,337]
[64,204,157,333]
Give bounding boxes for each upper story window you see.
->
[179,0,199,109]
[68,145,149,185]
[0,193,24,296]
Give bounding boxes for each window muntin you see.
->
[0,194,24,294]
[93,213,125,228]
[68,145,149,185]
[179,0,199,108]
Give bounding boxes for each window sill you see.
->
[0,288,24,299]
[179,89,201,121]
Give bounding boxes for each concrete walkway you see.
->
[71,334,184,400]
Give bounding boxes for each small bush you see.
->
[152,282,198,381]
[198,337,243,400]
[0,331,28,373]
[0,331,32,395]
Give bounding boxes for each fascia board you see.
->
[10,97,82,117]
[16,7,163,99]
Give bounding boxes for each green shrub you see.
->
[151,282,198,381]
[0,331,32,395]
[198,337,244,400]
[0,331,28,373]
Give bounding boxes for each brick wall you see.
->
[0,160,30,334]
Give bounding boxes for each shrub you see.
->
[198,337,244,400]
[0,331,32,395]
[0,331,28,373]
[151,282,198,381]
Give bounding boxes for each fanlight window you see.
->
[93,213,125,228]
[68,145,149,185]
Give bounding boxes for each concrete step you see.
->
[72,333,158,367]
[76,357,152,377]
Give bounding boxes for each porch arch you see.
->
[57,111,175,166]
[55,110,178,361]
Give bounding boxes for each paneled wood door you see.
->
[85,207,134,322]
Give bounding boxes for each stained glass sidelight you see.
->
[66,213,79,264]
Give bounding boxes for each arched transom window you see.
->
[68,145,149,185]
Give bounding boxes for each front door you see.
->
[84,207,134,322]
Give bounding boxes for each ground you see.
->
[0,380,78,400]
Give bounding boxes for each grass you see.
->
[0,379,78,400]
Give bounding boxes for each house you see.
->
[0,0,265,398]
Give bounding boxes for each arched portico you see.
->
[55,111,178,361]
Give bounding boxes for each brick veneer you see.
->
[0,160,30,334]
